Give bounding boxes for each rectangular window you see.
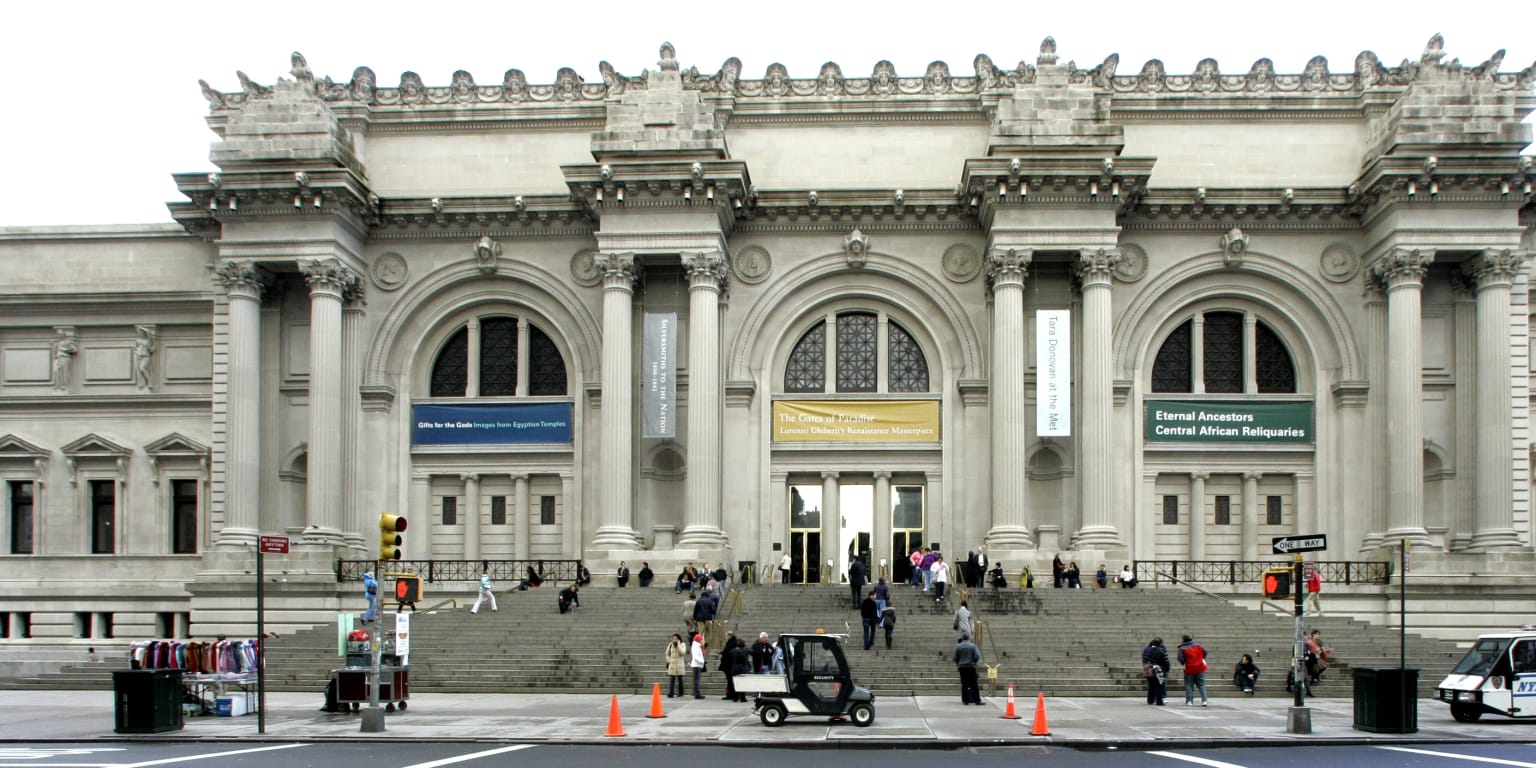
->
[171,479,198,554]
[540,495,555,526]
[1266,495,1283,525]
[9,480,33,554]
[1161,495,1179,525]
[442,496,457,526]
[74,612,92,639]
[490,496,507,526]
[15,613,31,638]
[90,480,115,554]
[1214,495,1231,526]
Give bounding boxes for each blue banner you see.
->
[412,403,573,445]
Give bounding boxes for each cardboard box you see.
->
[215,696,248,717]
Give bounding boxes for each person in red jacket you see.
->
[1177,634,1209,706]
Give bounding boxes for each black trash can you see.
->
[1352,667,1419,733]
[113,669,184,734]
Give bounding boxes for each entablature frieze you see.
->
[960,157,1156,224]
[1348,154,1534,227]
[563,160,754,232]
[170,167,377,242]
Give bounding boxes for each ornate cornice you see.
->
[170,168,378,241]
[562,159,754,233]
[960,156,1156,224]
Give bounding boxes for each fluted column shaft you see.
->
[1469,249,1526,550]
[1074,249,1122,547]
[1378,248,1433,546]
[463,474,481,561]
[821,472,840,583]
[513,474,530,560]
[1240,472,1261,561]
[410,476,432,559]
[873,471,892,579]
[1362,284,1387,549]
[214,261,265,549]
[342,304,365,552]
[1188,472,1207,560]
[678,252,726,546]
[985,248,1033,548]
[591,253,642,547]
[301,259,356,547]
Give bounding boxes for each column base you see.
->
[1382,527,1433,547]
[676,525,727,547]
[1071,525,1125,549]
[214,527,259,550]
[985,525,1034,550]
[298,526,346,548]
[1468,528,1524,552]
[590,525,643,548]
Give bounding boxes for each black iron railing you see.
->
[336,559,580,585]
[1134,560,1391,586]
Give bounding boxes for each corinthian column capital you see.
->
[300,258,361,299]
[214,260,269,300]
[1465,248,1526,288]
[683,250,728,289]
[1373,248,1434,288]
[1076,247,1121,286]
[594,252,637,290]
[986,247,1031,288]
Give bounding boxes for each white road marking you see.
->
[1147,751,1251,768]
[399,744,537,768]
[117,744,307,767]
[1379,746,1536,767]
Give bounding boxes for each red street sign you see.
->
[258,535,290,554]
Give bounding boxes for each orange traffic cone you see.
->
[604,694,627,737]
[1030,692,1051,736]
[999,683,1022,719]
[646,682,667,719]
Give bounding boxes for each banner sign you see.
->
[773,400,940,443]
[1036,309,1071,437]
[394,611,410,661]
[1145,400,1313,443]
[412,402,573,445]
[642,312,676,438]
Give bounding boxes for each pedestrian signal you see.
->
[395,575,421,604]
[379,513,407,560]
[1262,568,1292,599]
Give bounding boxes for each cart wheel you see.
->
[849,702,875,728]
[1450,703,1482,722]
[760,702,787,727]
[350,702,360,712]
[385,702,396,713]
[397,700,408,711]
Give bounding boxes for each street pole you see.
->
[255,546,266,735]
[1286,553,1311,733]
[361,561,385,733]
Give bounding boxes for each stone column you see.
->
[985,248,1034,549]
[678,251,727,546]
[562,474,578,558]
[214,261,266,550]
[873,470,892,581]
[342,303,365,552]
[300,259,357,547]
[463,474,481,562]
[410,476,432,560]
[1074,248,1122,547]
[1240,472,1261,561]
[1188,472,1207,560]
[1376,248,1434,546]
[515,318,531,396]
[1362,279,1388,549]
[1191,315,1206,394]
[1243,313,1259,394]
[1468,249,1526,550]
[591,253,642,547]
[821,471,840,583]
[513,473,530,560]
[465,318,481,398]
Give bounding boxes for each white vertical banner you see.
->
[1036,309,1071,436]
[642,312,676,438]
[394,611,410,664]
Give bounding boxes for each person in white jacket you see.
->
[689,633,707,699]
[470,569,497,614]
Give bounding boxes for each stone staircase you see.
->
[6,583,1467,698]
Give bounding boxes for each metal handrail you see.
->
[337,559,580,585]
[1133,559,1391,586]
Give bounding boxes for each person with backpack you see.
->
[361,571,379,624]
[954,633,982,704]
[1142,637,1170,705]
[880,604,897,649]
[1177,633,1210,706]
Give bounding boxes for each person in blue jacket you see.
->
[362,571,379,624]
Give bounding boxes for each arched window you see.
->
[1151,311,1296,394]
[429,315,568,397]
[782,310,931,394]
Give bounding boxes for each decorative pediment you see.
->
[61,433,132,458]
[144,433,210,458]
[0,434,49,459]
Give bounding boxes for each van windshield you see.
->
[1452,638,1511,675]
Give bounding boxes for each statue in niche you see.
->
[133,326,157,391]
[51,327,77,391]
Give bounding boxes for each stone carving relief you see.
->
[474,236,503,275]
[1112,243,1148,283]
[51,326,77,392]
[817,63,844,97]
[732,246,772,284]
[133,325,157,391]
[570,249,603,287]
[844,229,870,268]
[1318,242,1361,284]
[1221,227,1250,268]
[941,244,982,283]
[370,251,409,291]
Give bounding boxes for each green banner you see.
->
[1145,400,1313,443]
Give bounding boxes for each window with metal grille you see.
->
[90,480,115,554]
[1266,495,1283,525]
[1162,494,1179,525]
[1203,311,1243,393]
[888,321,929,392]
[836,312,877,392]
[442,496,457,526]
[479,317,518,396]
[1214,495,1231,525]
[784,321,826,392]
[528,325,567,396]
[430,327,469,397]
[1152,321,1192,393]
[540,496,556,525]
[1256,322,1296,393]
[171,479,198,554]
[9,481,32,555]
[490,496,507,526]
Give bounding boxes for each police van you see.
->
[1435,627,1536,722]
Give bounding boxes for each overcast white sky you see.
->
[1,1,1531,227]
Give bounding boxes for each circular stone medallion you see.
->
[1113,244,1148,283]
[733,246,772,284]
[369,251,409,291]
[570,250,602,286]
[941,244,982,283]
[1319,242,1360,284]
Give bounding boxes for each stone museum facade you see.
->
[1,37,1533,641]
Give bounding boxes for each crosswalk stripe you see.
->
[1378,746,1536,767]
[399,744,536,768]
[1147,750,1251,768]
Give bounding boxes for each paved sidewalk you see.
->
[2,690,1529,746]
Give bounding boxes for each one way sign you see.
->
[1272,534,1327,554]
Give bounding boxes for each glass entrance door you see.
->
[890,485,925,584]
[788,485,822,584]
[838,485,873,582]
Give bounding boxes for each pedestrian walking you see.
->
[665,633,687,698]
[1142,637,1170,705]
[1177,633,1209,706]
[848,558,867,608]
[860,591,880,650]
[954,633,982,704]
[953,600,973,640]
[880,605,896,649]
[690,633,707,699]
[779,551,792,585]
[361,571,379,624]
[470,569,497,614]
[932,555,950,602]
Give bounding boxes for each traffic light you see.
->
[379,513,407,560]
[1262,568,1292,599]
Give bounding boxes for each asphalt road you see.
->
[1,743,1534,768]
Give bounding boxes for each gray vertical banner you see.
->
[642,312,676,438]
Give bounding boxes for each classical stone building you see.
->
[1,37,1534,643]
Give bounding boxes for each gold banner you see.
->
[772,400,940,443]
